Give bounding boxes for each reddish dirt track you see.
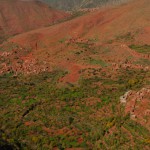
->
[59,63,82,83]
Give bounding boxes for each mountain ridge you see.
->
[41,0,131,10]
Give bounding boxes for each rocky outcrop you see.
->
[0,45,50,75]
[120,88,150,129]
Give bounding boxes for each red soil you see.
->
[59,63,83,83]
[6,0,149,79]
[136,27,150,44]
[0,0,69,37]
[43,126,82,137]
[1,0,149,80]
[24,121,35,126]
[10,0,150,46]
[0,1,149,149]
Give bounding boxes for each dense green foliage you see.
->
[0,68,150,149]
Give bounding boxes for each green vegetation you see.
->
[69,11,87,19]
[134,58,150,66]
[52,10,88,28]
[87,57,109,67]
[0,42,18,52]
[129,44,150,54]
[0,35,8,45]
[75,41,98,54]
[0,67,149,149]
[116,32,134,41]
[1,0,150,149]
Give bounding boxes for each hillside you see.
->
[0,0,150,149]
[10,0,150,47]
[0,0,69,43]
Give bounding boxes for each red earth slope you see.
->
[10,0,150,46]
[1,0,150,78]
[0,0,69,36]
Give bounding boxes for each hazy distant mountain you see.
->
[42,0,130,10]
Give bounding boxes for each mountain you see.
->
[11,0,150,47]
[0,0,69,42]
[0,0,150,149]
[42,0,130,10]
